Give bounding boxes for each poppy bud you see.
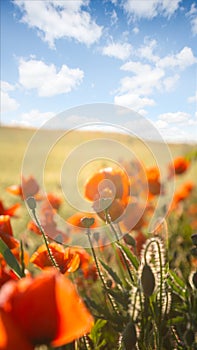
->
[141,264,155,297]
[26,197,37,210]
[122,321,137,350]
[191,247,197,257]
[123,234,136,247]
[81,217,95,228]
[191,233,197,246]
[192,271,197,289]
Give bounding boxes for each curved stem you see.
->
[32,209,60,270]
[86,227,119,314]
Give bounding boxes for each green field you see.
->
[0,126,196,234]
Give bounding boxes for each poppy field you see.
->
[0,126,197,350]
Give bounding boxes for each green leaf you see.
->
[116,242,139,270]
[0,238,23,278]
[99,259,122,286]
[168,269,185,288]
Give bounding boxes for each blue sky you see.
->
[1,0,197,142]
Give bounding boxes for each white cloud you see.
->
[14,0,102,48]
[158,111,191,123]
[132,26,139,34]
[123,0,182,19]
[154,111,197,142]
[1,81,15,92]
[19,58,84,97]
[187,3,197,35]
[110,9,118,25]
[113,45,196,113]
[137,39,159,63]
[119,61,165,95]
[158,46,197,70]
[102,42,132,60]
[162,74,180,91]
[188,91,197,103]
[115,93,155,111]
[0,81,19,113]
[11,109,54,127]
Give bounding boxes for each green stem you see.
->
[105,210,134,282]
[86,228,119,314]
[32,208,60,270]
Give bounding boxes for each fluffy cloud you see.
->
[19,59,84,97]
[158,46,197,70]
[188,91,197,103]
[0,81,19,113]
[102,42,132,60]
[154,111,197,142]
[187,3,197,35]
[11,109,54,127]
[14,0,102,48]
[114,93,155,111]
[123,0,182,19]
[158,111,191,123]
[114,44,196,112]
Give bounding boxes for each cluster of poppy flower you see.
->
[0,155,195,349]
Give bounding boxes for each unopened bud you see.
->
[81,217,95,228]
[122,321,137,350]
[141,264,155,297]
[26,196,36,210]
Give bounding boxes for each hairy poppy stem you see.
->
[86,228,119,314]
[105,210,134,282]
[27,197,60,271]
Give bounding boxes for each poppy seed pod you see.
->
[122,321,137,350]
[26,197,37,210]
[191,233,197,246]
[141,264,155,297]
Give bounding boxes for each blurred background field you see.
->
[0,126,196,235]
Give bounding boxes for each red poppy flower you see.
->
[7,176,39,199]
[67,212,99,229]
[85,167,130,202]
[46,193,62,210]
[0,201,20,217]
[121,200,147,232]
[28,209,69,242]
[0,266,19,288]
[0,309,34,350]
[0,216,19,249]
[0,269,94,348]
[168,157,190,178]
[146,167,161,197]
[85,167,130,222]
[30,242,80,274]
[170,181,195,209]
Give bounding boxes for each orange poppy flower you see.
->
[85,167,130,222]
[67,212,99,229]
[0,201,20,217]
[28,209,69,242]
[169,181,195,211]
[0,216,19,249]
[7,176,39,199]
[146,166,161,197]
[0,266,19,288]
[0,309,34,350]
[46,193,62,210]
[121,200,147,232]
[0,269,94,347]
[168,156,190,178]
[30,242,80,274]
[85,167,130,202]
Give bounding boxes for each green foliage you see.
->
[0,238,24,278]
